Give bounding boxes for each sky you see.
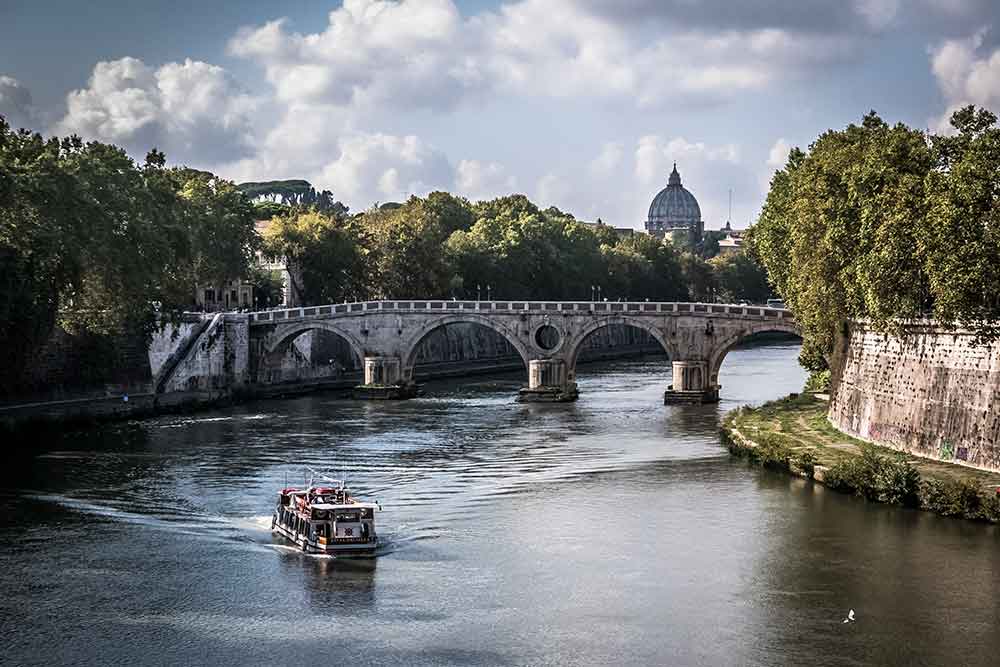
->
[2,0,999,231]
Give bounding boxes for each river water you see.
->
[2,342,998,666]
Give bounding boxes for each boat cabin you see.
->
[272,482,378,554]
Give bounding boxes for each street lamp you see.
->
[591,285,596,301]
[486,284,492,301]
[477,284,481,301]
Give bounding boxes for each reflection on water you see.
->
[1,343,998,666]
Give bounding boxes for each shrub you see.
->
[920,479,999,521]
[792,450,817,476]
[804,369,831,393]
[748,433,793,470]
[824,446,920,506]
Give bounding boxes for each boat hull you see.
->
[272,520,378,557]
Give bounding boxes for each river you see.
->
[2,342,998,666]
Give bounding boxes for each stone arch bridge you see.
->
[247,299,798,404]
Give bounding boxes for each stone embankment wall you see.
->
[2,316,662,428]
[4,325,155,404]
[829,322,1000,472]
[269,322,662,381]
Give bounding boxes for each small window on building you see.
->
[204,289,215,303]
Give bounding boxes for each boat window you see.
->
[335,512,360,522]
[315,524,326,538]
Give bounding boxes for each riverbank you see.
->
[722,393,1000,522]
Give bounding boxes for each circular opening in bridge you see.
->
[534,325,560,350]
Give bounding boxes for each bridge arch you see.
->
[707,321,801,389]
[264,320,368,361]
[564,316,673,379]
[258,320,367,384]
[401,313,532,378]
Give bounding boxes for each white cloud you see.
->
[456,159,517,201]
[318,132,454,206]
[635,135,739,185]
[229,1,473,109]
[853,0,900,29]
[535,171,573,210]
[766,138,792,168]
[0,75,36,131]
[590,142,624,176]
[55,57,258,165]
[228,0,859,113]
[930,29,1000,132]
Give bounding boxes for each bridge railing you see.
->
[246,301,793,325]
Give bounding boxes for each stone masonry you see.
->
[829,322,1000,472]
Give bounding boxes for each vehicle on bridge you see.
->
[272,471,379,557]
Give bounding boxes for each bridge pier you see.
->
[250,300,797,405]
[663,360,719,405]
[518,359,579,403]
[353,356,418,400]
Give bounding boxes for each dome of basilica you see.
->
[646,163,701,236]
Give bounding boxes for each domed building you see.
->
[644,163,703,246]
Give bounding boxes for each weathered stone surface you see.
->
[247,300,798,401]
[3,300,798,425]
[829,322,1000,472]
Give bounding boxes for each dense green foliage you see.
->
[750,106,1000,369]
[824,446,922,506]
[262,192,764,305]
[0,119,257,387]
[709,252,772,304]
[803,369,831,393]
[239,179,347,215]
[1,112,775,389]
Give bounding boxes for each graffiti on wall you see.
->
[939,440,955,461]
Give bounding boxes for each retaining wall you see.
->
[1,316,664,429]
[829,322,1000,472]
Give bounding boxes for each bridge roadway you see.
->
[245,299,798,403]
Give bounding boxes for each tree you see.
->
[923,106,1000,340]
[359,197,453,299]
[238,179,348,215]
[446,195,610,300]
[263,210,364,305]
[748,111,934,369]
[0,120,76,384]
[423,191,475,236]
[0,122,262,389]
[56,140,177,337]
[246,266,285,309]
[679,252,715,302]
[172,169,259,299]
[709,252,773,304]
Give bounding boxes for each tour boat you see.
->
[272,471,379,557]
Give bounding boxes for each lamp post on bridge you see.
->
[591,285,595,302]
[476,284,481,301]
[487,284,492,301]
